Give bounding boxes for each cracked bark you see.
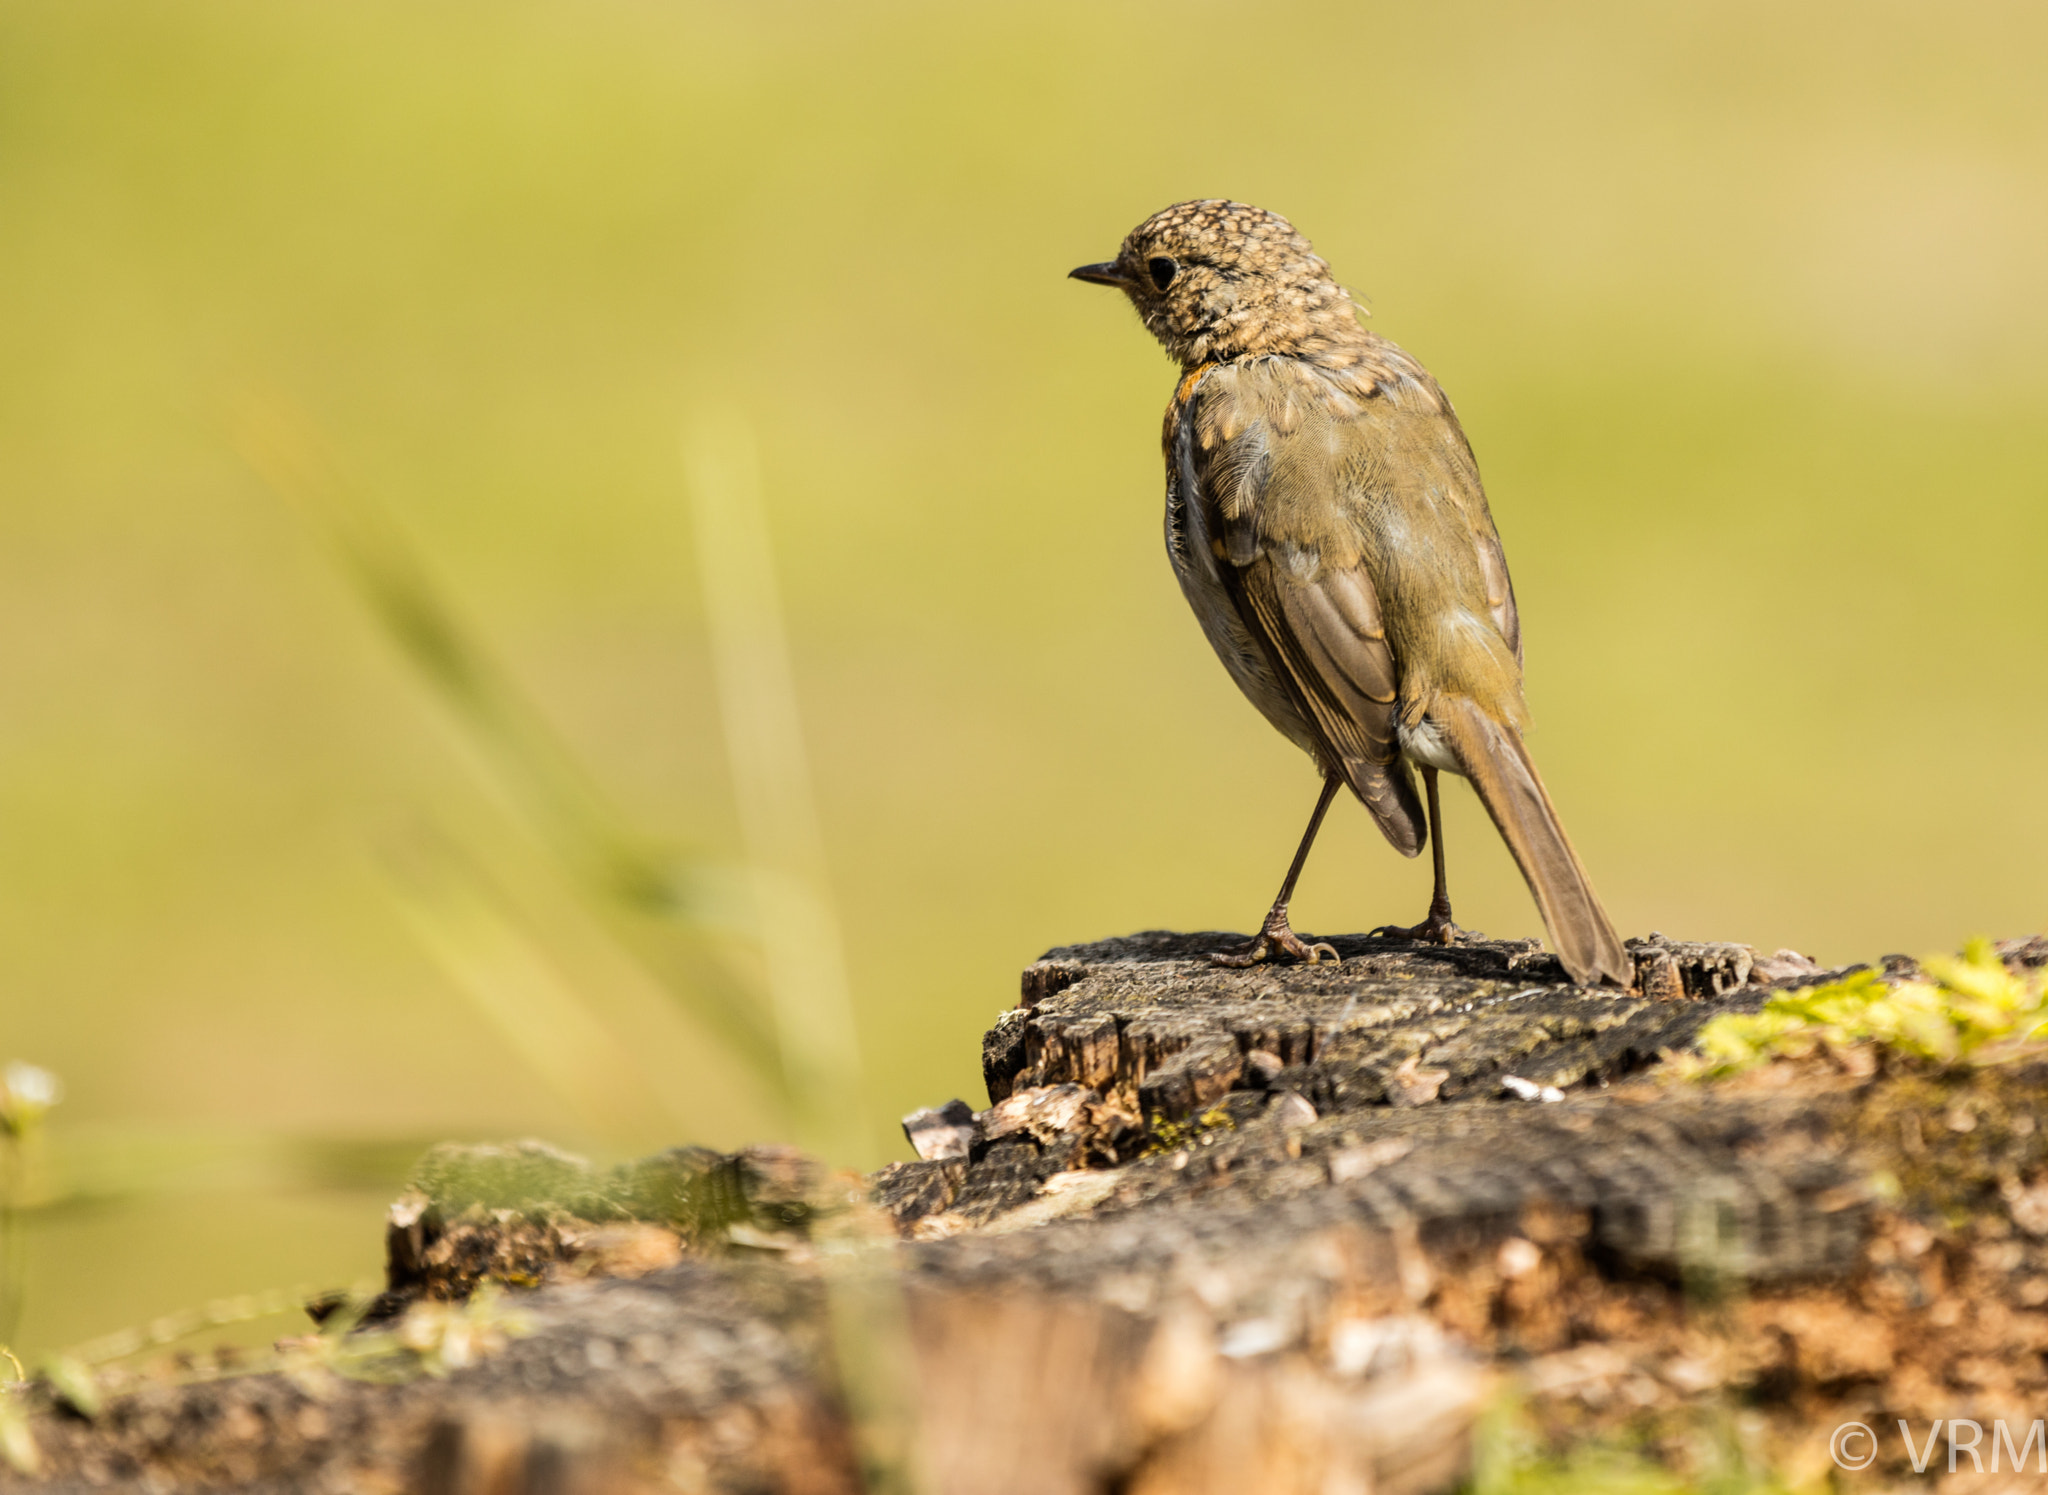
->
[17,930,2048,1495]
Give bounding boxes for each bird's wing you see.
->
[1432,401,1522,665]
[1182,361,1425,855]
[1188,354,1617,980]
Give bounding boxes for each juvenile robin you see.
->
[1071,200,1629,987]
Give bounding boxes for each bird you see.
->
[1070,199,1630,987]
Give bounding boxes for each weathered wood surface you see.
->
[993,928,1780,1127]
[10,931,2048,1494]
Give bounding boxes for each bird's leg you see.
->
[1416,766,1457,941]
[1374,767,1457,945]
[1211,775,1343,968]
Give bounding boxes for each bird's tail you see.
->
[1433,695,1630,987]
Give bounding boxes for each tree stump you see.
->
[12,929,2048,1493]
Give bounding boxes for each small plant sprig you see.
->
[0,1061,61,1474]
[31,1280,534,1432]
[382,1284,533,1380]
[1685,940,2048,1078]
[0,1060,61,1344]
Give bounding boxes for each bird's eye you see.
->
[1147,256,1179,291]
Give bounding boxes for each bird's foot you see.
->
[1209,904,1339,968]
[1372,897,1458,947]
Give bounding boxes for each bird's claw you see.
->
[1371,901,1458,947]
[1209,906,1340,968]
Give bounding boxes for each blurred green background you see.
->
[0,0,2043,1356]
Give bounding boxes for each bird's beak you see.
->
[1068,261,1133,288]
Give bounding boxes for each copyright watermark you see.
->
[1831,1420,2048,1474]
[1835,1417,1875,1466]
[1830,1424,1877,1471]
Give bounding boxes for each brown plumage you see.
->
[1072,199,1629,987]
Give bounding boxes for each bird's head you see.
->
[1069,200,1362,367]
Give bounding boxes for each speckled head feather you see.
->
[1079,200,1371,370]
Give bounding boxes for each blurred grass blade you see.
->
[234,398,788,1098]
[20,1128,429,1215]
[683,410,865,1149]
[238,401,650,901]
[384,831,687,1149]
[686,413,920,1494]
